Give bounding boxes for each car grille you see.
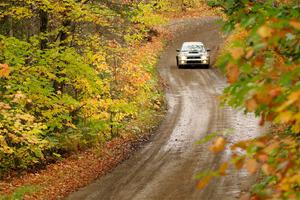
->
[187,56,201,59]
[187,60,202,64]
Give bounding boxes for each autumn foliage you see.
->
[0,0,169,177]
[200,0,300,199]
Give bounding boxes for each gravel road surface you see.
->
[67,17,264,200]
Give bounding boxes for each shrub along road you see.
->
[67,17,265,200]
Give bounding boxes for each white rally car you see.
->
[176,42,210,68]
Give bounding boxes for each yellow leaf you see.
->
[0,146,14,154]
[288,91,300,102]
[292,121,300,133]
[279,178,291,191]
[257,25,273,38]
[277,91,300,112]
[66,122,77,129]
[276,111,293,123]
[289,172,300,184]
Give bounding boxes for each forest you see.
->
[0,0,300,199]
[0,0,175,176]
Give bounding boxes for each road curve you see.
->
[67,17,264,200]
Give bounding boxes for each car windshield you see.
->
[181,44,204,52]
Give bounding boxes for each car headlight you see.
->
[201,55,208,60]
[179,55,187,60]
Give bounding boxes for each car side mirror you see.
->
[176,49,180,52]
[206,48,211,52]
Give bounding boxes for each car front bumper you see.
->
[178,58,210,65]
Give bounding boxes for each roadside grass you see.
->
[0,186,39,200]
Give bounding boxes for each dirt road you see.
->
[67,17,264,200]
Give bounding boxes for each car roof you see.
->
[182,42,204,46]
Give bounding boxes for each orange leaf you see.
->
[268,87,282,98]
[250,196,261,200]
[263,141,280,154]
[234,156,245,170]
[231,141,248,150]
[245,159,258,174]
[254,92,272,105]
[282,136,296,146]
[245,98,258,112]
[259,116,265,126]
[253,141,265,148]
[0,64,10,77]
[209,137,226,153]
[262,164,274,175]
[226,64,239,83]
[197,176,212,189]
[257,154,268,163]
[218,162,229,176]
[245,48,254,59]
[290,20,300,30]
[253,56,265,68]
[230,47,244,60]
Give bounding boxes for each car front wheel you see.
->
[176,58,182,68]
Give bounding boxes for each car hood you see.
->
[179,51,208,56]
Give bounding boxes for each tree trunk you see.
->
[181,0,187,12]
[59,19,72,45]
[39,10,48,50]
[7,16,13,37]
